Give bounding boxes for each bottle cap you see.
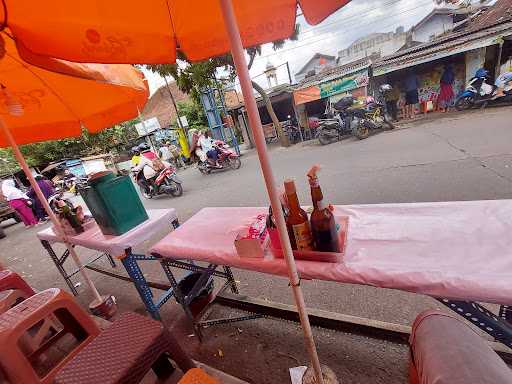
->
[284,179,296,194]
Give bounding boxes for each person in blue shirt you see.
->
[404,71,420,119]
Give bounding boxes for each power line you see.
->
[296,0,413,36]
[252,1,432,62]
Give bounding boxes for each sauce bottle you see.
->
[307,166,339,252]
[284,179,314,251]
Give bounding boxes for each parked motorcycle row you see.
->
[316,84,395,146]
[455,69,512,111]
[265,116,302,145]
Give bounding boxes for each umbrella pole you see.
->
[218,1,325,383]
[0,118,103,303]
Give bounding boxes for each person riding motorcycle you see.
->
[130,146,141,167]
[191,130,219,166]
[132,143,170,193]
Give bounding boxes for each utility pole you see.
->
[286,61,293,84]
[163,76,187,136]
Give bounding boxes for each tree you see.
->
[145,25,299,148]
[175,100,208,131]
[0,119,140,171]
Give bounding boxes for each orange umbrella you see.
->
[5,1,349,64]
[3,2,351,381]
[0,29,148,305]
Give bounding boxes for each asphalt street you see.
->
[2,107,512,383]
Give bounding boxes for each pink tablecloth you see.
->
[150,201,512,305]
[37,209,177,255]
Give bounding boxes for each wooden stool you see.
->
[55,312,196,384]
[178,368,219,384]
[0,288,100,384]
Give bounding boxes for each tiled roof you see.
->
[470,0,512,29]
[142,82,189,128]
[373,0,512,74]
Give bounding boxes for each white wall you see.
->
[295,57,335,83]
[337,34,406,66]
[413,15,454,43]
[465,47,486,84]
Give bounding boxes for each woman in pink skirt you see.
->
[438,65,455,112]
[1,179,38,227]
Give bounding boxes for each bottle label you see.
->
[292,222,314,251]
[309,177,319,188]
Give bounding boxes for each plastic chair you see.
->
[0,269,36,297]
[0,288,100,384]
[55,312,196,384]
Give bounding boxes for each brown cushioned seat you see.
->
[410,310,512,384]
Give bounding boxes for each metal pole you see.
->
[163,76,187,134]
[286,61,293,85]
[218,1,325,383]
[495,41,504,80]
[0,118,102,303]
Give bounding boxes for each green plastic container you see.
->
[80,171,148,236]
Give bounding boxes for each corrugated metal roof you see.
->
[293,56,372,91]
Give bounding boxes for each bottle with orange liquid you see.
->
[284,179,314,251]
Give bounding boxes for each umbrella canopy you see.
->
[5,0,349,64]
[0,30,148,307]
[0,31,148,147]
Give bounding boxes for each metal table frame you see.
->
[39,217,181,320]
[39,219,512,350]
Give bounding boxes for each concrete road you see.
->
[2,107,512,383]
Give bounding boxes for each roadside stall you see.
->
[5,1,512,383]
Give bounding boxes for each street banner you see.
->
[293,70,369,105]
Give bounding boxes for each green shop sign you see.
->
[319,70,369,99]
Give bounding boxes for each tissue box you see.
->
[234,214,268,258]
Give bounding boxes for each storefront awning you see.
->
[374,22,512,76]
[293,69,369,105]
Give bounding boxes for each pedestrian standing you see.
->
[404,72,420,119]
[27,175,55,222]
[438,65,455,112]
[385,84,400,122]
[1,179,38,227]
[158,142,172,162]
[168,142,186,169]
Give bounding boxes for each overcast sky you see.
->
[142,0,438,94]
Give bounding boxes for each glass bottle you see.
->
[284,179,314,251]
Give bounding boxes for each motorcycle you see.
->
[282,116,301,144]
[358,89,396,133]
[197,140,241,174]
[134,164,183,199]
[455,69,512,111]
[316,96,374,145]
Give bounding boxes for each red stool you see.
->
[0,289,30,314]
[0,269,36,297]
[0,288,100,384]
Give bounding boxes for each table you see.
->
[37,209,180,319]
[150,201,512,348]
